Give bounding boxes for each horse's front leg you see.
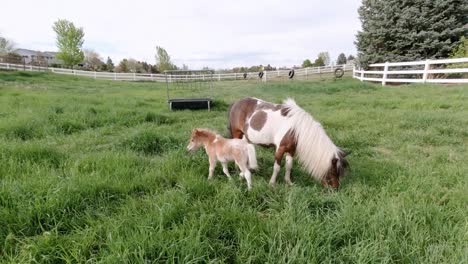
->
[270,148,285,186]
[208,157,217,180]
[284,153,293,186]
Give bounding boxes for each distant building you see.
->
[14,48,62,65]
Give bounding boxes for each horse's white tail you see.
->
[247,144,258,170]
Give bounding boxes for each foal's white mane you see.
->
[283,98,341,180]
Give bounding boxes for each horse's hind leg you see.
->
[221,161,232,180]
[270,147,285,186]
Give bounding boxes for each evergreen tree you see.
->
[106,57,114,72]
[356,0,468,66]
[336,53,347,65]
[347,55,355,61]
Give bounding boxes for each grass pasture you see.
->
[0,71,467,263]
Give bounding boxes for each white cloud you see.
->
[0,0,361,69]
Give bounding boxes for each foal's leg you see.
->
[208,157,217,180]
[236,159,252,190]
[269,147,285,186]
[284,153,293,186]
[221,161,232,180]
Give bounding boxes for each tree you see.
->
[0,33,15,55]
[313,56,325,67]
[356,0,468,67]
[450,36,468,58]
[317,52,330,66]
[347,55,355,61]
[115,59,129,73]
[448,36,468,74]
[53,19,85,68]
[302,59,312,68]
[83,49,103,71]
[106,57,114,72]
[336,53,347,65]
[155,46,176,72]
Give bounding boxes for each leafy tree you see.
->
[0,33,15,55]
[83,49,103,71]
[155,46,176,72]
[302,59,312,68]
[448,36,468,74]
[347,55,355,61]
[356,0,468,66]
[449,36,468,58]
[53,19,85,68]
[313,56,325,67]
[106,57,114,72]
[116,59,129,73]
[336,53,347,65]
[317,52,330,66]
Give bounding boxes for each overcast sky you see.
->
[0,0,362,69]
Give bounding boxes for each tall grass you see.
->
[0,71,467,263]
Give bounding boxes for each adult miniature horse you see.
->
[228,97,349,189]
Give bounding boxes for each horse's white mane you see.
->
[283,98,341,180]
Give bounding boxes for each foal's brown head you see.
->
[322,150,350,189]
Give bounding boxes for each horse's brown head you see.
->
[322,150,350,189]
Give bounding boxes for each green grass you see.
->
[0,71,467,263]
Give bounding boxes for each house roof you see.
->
[15,48,58,57]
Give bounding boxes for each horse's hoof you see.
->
[286,181,294,186]
[269,181,276,187]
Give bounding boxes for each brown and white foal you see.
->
[187,128,258,190]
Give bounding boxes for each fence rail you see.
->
[0,62,353,82]
[353,57,468,85]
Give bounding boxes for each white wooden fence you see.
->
[353,57,468,85]
[0,62,353,82]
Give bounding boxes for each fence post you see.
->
[133,73,136,80]
[94,71,97,79]
[360,68,364,81]
[114,72,117,80]
[305,68,308,79]
[382,62,389,86]
[218,74,221,81]
[7,63,9,69]
[264,71,267,82]
[277,69,280,77]
[422,60,430,83]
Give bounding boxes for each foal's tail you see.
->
[247,144,258,170]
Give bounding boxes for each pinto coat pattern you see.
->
[228,97,349,189]
[187,128,257,190]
